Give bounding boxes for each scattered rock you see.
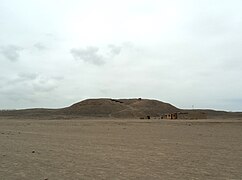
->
[32,150,35,153]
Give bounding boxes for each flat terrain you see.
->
[0,118,242,180]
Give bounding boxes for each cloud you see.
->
[18,73,38,80]
[108,44,122,56]
[1,0,242,110]
[1,73,63,93]
[0,45,23,62]
[70,46,105,65]
[33,42,48,51]
[4,73,38,85]
[0,72,65,108]
[70,45,124,65]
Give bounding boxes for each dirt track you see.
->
[0,118,242,179]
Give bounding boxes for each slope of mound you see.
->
[63,98,127,116]
[63,98,179,118]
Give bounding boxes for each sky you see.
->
[0,0,242,111]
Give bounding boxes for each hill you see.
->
[62,98,179,118]
[0,98,241,119]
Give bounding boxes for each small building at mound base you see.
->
[162,112,207,120]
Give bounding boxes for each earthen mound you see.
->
[63,98,179,118]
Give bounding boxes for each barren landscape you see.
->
[2,0,242,179]
[1,99,242,179]
[1,117,242,180]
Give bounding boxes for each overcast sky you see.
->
[0,0,242,111]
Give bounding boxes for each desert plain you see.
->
[1,117,242,180]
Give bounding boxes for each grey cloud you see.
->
[0,72,65,108]
[70,47,105,65]
[0,45,23,62]
[1,73,63,93]
[32,75,63,93]
[51,76,65,81]
[108,44,122,56]
[18,73,38,80]
[0,90,35,103]
[32,81,58,92]
[70,45,124,65]
[5,73,38,85]
[33,42,48,50]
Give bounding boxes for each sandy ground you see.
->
[0,118,242,180]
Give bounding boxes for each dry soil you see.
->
[0,118,242,180]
